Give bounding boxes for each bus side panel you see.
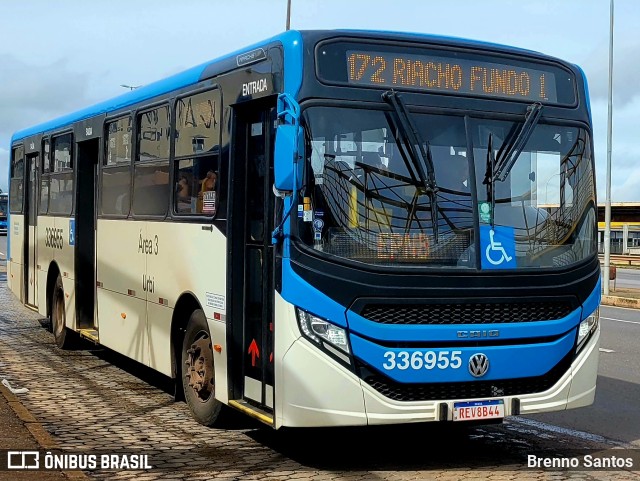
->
[208,319,228,404]
[280,338,367,427]
[146,301,172,376]
[36,216,55,317]
[96,219,148,365]
[100,292,149,365]
[145,222,228,382]
[8,214,24,301]
[53,216,76,329]
[566,328,600,409]
[273,292,303,427]
[27,224,37,306]
[273,292,367,428]
[37,269,48,317]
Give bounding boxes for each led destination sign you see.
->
[346,50,559,103]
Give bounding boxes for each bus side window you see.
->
[133,106,170,217]
[102,116,132,216]
[175,157,218,215]
[173,88,221,217]
[10,145,25,214]
[49,134,74,216]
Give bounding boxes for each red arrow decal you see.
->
[248,339,260,367]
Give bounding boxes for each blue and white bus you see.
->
[7,30,600,428]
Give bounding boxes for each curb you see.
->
[601,295,640,309]
[0,383,89,480]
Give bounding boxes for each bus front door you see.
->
[24,153,38,307]
[230,102,276,419]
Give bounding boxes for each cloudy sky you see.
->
[1,0,637,201]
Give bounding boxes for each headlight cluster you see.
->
[296,308,351,356]
[576,308,599,353]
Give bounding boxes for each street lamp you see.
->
[286,0,291,31]
[603,0,614,296]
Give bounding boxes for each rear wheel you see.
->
[51,274,74,349]
[181,309,222,426]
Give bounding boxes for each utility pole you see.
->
[603,0,614,295]
[286,0,291,31]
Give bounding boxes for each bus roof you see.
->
[11,29,568,143]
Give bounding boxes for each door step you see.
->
[228,400,274,426]
[78,329,99,343]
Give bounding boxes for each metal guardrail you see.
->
[599,253,640,266]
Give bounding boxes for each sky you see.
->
[0,0,637,201]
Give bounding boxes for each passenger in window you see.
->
[177,175,192,213]
[201,170,217,192]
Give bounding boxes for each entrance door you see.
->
[230,102,276,414]
[75,139,99,331]
[24,153,39,306]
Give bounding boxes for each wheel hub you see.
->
[185,334,214,401]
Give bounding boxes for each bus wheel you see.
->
[181,309,222,426]
[51,275,73,349]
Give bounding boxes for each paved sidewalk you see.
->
[0,264,85,480]
[0,384,68,480]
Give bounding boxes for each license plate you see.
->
[453,400,504,421]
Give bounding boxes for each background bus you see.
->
[7,29,600,429]
[0,193,7,235]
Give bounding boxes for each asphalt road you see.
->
[530,304,640,446]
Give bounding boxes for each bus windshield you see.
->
[298,106,596,269]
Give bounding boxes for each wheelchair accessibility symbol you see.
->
[480,226,516,269]
[486,229,512,265]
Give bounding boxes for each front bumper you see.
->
[280,326,599,427]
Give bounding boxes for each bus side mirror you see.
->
[274,123,303,192]
[274,93,303,192]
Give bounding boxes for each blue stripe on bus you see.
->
[350,329,575,383]
[281,30,304,97]
[347,307,581,343]
[581,276,601,320]
[281,258,348,328]
[574,63,592,122]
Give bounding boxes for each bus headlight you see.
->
[576,308,599,353]
[296,308,351,355]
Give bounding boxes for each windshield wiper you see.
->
[483,102,543,227]
[484,133,497,228]
[382,90,440,243]
[492,102,543,183]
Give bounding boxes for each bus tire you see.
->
[51,274,74,349]
[181,309,222,426]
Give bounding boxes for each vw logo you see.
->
[468,353,490,378]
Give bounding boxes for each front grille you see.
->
[360,300,573,325]
[360,353,572,402]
